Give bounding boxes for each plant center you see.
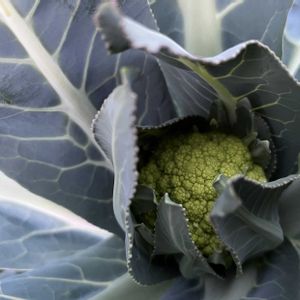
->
[138,130,266,257]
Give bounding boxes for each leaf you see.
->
[125,210,179,285]
[89,273,172,300]
[161,277,204,300]
[96,1,300,177]
[211,175,298,271]
[175,0,292,57]
[244,239,300,300]
[216,0,293,57]
[154,194,216,278]
[0,0,175,236]
[150,0,184,46]
[92,70,138,229]
[0,200,107,271]
[0,173,171,299]
[0,236,128,300]
[202,240,300,300]
[283,0,300,80]
[202,264,257,300]
[92,72,178,285]
[162,240,300,300]
[0,171,112,272]
[279,176,300,240]
[0,173,131,299]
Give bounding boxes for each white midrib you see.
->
[0,1,111,165]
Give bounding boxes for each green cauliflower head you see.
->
[139,130,266,257]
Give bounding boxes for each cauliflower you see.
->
[138,130,266,257]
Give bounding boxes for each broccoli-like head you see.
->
[138,130,266,257]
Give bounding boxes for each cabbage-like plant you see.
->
[0,0,300,299]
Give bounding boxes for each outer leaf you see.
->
[202,265,257,300]
[216,0,293,57]
[211,175,297,270]
[244,239,300,300]
[154,195,216,278]
[162,240,300,300]
[161,263,257,300]
[0,175,171,299]
[0,171,111,272]
[176,0,292,57]
[92,73,137,229]
[0,0,175,235]
[283,0,300,80]
[92,75,177,285]
[150,0,184,46]
[0,236,127,300]
[279,176,300,240]
[0,200,106,271]
[204,240,300,300]
[89,273,172,300]
[161,277,204,300]
[96,2,300,177]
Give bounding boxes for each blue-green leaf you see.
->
[175,0,292,57]
[0,0,175,235]
[92,71,138,230]
[125,212,178,285]
[0,171,112,272]
[0,236,128,300]
[0,172,132,299]
[89,273,172,300]
[161,277,204,300]
[92,73,177,285]
[96,2,300,177]
[162,240,300,300]
[0,201,106,271]
[154,194,215,278]
[202,240,300,300]
[211,175,297,270]
[283,0,300,80]
[217,0,293,57]
[150,0,184,46]
[244,239,300,300]
[279,176,300,240]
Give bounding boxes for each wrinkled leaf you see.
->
[202,264,256,300]
[283,0,300,80]
[203,240,300,300]
[92,71,138,229]
[244,239,300,300]
[154,194,215,278]
[92,72,178,285]
[211,175,297,270]
[96,2,300,178]
[125,210,178,285]
[162,240,300,300]
[0,0,175,236]
[279,176,300,240]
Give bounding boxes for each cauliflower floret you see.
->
[139,131,266,257]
